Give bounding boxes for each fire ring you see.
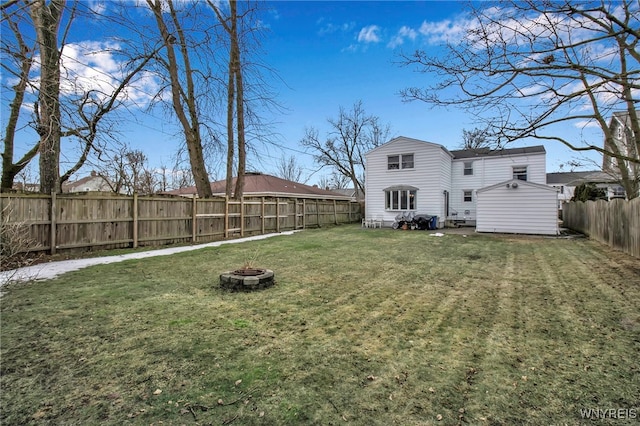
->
[219,268,275,291]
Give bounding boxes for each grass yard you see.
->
[1,225,639,425]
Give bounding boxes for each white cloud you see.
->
[57,41,160,107]
[387,25,418,49]
[318,20,355,36]
[418,18,470,44]
[358,25,381,43]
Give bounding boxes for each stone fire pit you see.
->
[220,268,275,291]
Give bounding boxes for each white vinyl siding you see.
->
[450,152,545,220]
[365,137,453,225]
[476,180,558,235]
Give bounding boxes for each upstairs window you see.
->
[402,154,414,169]
[513,166,528,181]
[388,155,400,170]
[388,154,414,170]
[464,161,473,176]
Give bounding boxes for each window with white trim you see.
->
[388,153,414,170]
[385,188,417,210]
[463,161,473,175]
[463,190,473,202]
[513,166,528,181]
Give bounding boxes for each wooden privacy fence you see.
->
[563,198,640,258]
[0,193,361,255]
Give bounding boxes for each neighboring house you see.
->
[330,188,363,202]
[62,171,115,193]
[603,111,639,174]
[547,171,625,211]
[364,136,556,234]
[602,111,639,199]
[164,172,352,200]
[10,182,39,192]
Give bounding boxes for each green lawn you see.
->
[1,226,639,425]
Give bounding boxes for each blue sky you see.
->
[244,0,603,182]
[4,0,606,186]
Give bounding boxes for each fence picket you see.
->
[563,198,639,258]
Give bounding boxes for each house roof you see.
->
[365,136,546,160]
[546,171,620,186]
[164,172,352,199]
[450,145,546,159]
[610,110,638,127]
[365,136,455,158]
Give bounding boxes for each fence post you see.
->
[261,197,265,234]
[224,196,229,239]
[303,199,307,229]
[316,199,320,227]
[192,196,197,243]
[276,197,280,233]
[293,198,297,231]
[240,196,245,237]
[133,192,138,248]
[333,199,338,225]
[50,191,57,255]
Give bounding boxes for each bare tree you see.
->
[2,1,161,194]
[1,4,39,191]
[400,0,639,198]
[99,146,158,195]
[275,155,304,182]
[301,100,391,196]
[461,128,490,151]
[318,171,350,190]
[209,0,247,199]
[146,0,213,198]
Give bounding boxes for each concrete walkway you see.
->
[0,231,300,287]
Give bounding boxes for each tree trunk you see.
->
[225,43,235,198]
[231,0,245,200]
[147,0,212,198]
[30,0,65,194]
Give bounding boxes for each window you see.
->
[463,161,473,175]
[463,190,473,202]
[385,188,417,210]
[513,166,528,181]
[388,154,414,170]
[387,155,400,170]
[402,154,414,169]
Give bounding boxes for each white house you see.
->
[364,136,556,234]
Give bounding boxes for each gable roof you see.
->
[164,173,351,199]
[365,137,546,160]
[365,136,454,158]
[450,145,546,159]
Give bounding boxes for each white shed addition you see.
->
[476,180,559,235]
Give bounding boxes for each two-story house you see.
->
[602,111,639,199]
[364,136,558,235]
